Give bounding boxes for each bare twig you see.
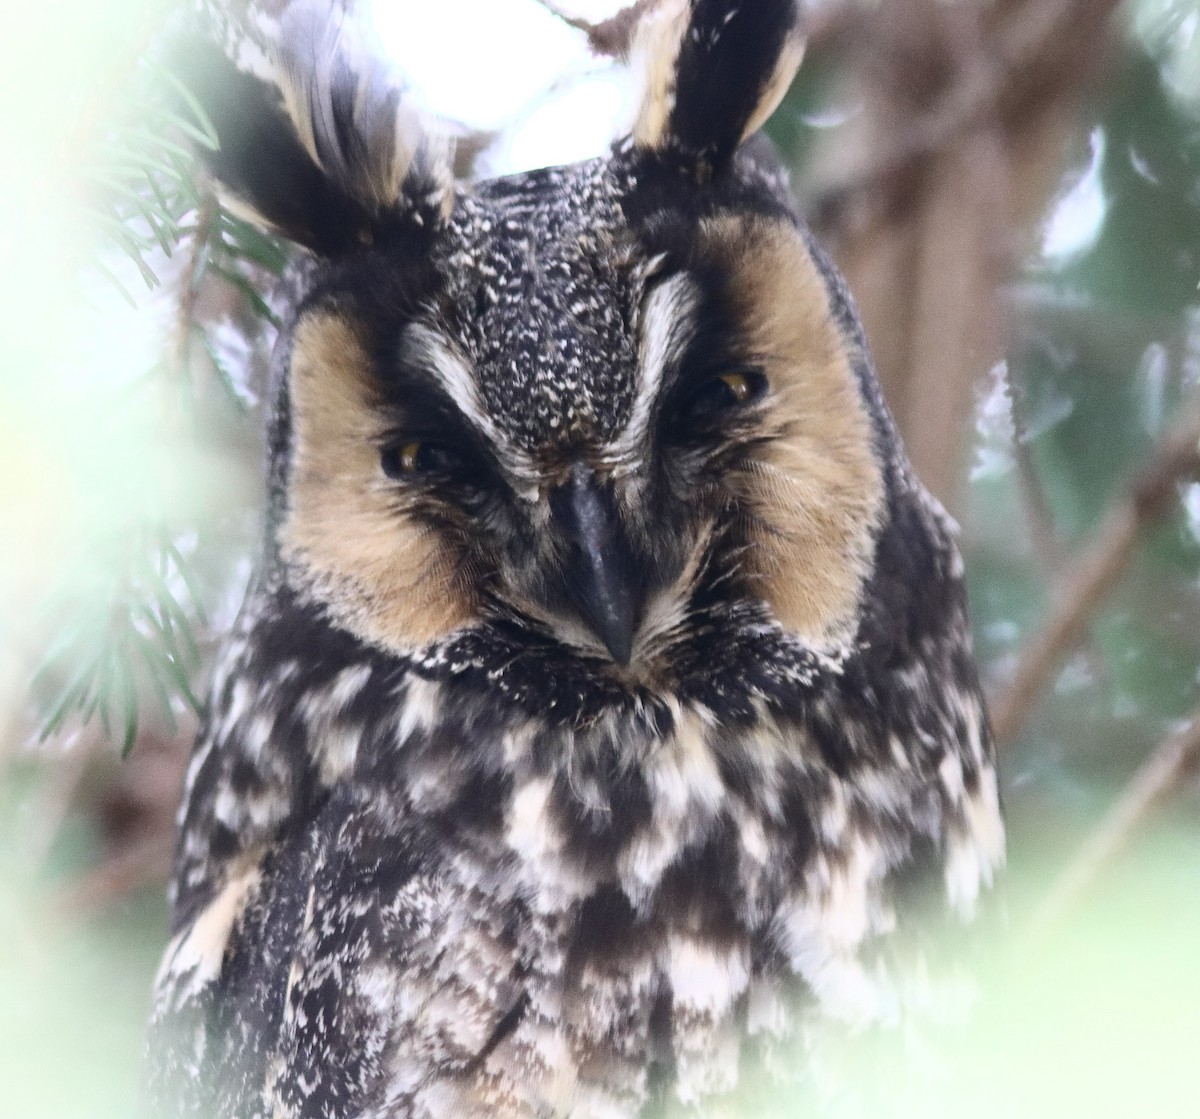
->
[1024,712,1200,941]
[1008,374,1116,694]
[532,0,593,35]
[989,395,1200,745]
[532,0,657,58]
[1013,426,1067,575]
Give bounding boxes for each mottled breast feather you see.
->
[146,2,1004,1117]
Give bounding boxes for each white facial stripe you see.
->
[401,323,539,492]
[402,323,491,433]
[610,272,700,466]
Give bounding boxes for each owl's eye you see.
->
[677,368,768,425]
[380,440,465,480]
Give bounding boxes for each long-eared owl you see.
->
[146,1,1005,1115]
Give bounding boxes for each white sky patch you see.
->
[1042,127,1108,263]
[486,66,630,174]
[1167,9,1200,105]
[207,315,262,407]
[1128,146,1160,186]
[1136,2,1200,110]
[1137,341,1169,434]
[1183,482,1200,548]
[78,235,183,391]
[1054,652,1096,695]
[1183,305,1200,391]
[970,360,1016,482]
[801,102,861,129]
[366,0,630,173]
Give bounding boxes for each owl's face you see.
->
[277,157,883,680]
[194,0,883,686]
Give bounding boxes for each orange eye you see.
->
[675,367,768,426]
[381,440,459,479]
[397,442,423,473]
[718,371,754,404]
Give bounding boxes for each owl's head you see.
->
[191,0,887,683]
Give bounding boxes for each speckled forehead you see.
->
[439,161,641,451]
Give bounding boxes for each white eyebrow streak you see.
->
[400,322,540,494]
[608,272,700,469]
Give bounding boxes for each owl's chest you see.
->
[414,707,908,1113]
[496,701,884,915]
[489,709,906,1031]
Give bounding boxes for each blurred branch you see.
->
[1011,416,1066,574]
[807,0,1120,221]
[532,0,656,58]
[55,728,190,912]
[801,0,871,51]
[1025,711,1200,941]
[804,0,1120,507]
[1008,364,1116,694]
[990,396,1200,745]
[57,832,175,916]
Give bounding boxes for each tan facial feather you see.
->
[281,312,477,651]
[699,216,884,650]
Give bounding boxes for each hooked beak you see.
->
[549,461,643,665]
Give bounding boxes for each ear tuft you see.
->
[632,0,805,176]
[175,1,452,255]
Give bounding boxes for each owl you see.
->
[145,1,1005,1116]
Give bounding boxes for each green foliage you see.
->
[33,529,205,755]
[967,32,1200,859]
[86,57,219,303]
[23,35,288,755]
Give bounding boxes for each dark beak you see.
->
[549,461,643,665]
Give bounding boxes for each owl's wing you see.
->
[168,580,416,933]
[148,781,540,1119]
[857,466,1005,926]
[803,224,1005,930]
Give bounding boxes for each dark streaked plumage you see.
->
[147,2,1004,1116]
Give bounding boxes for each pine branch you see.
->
[33,36,287,754]
[33,530,210,756]
[88,57,217,290]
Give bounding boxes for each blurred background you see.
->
[2,1,1198,1115]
